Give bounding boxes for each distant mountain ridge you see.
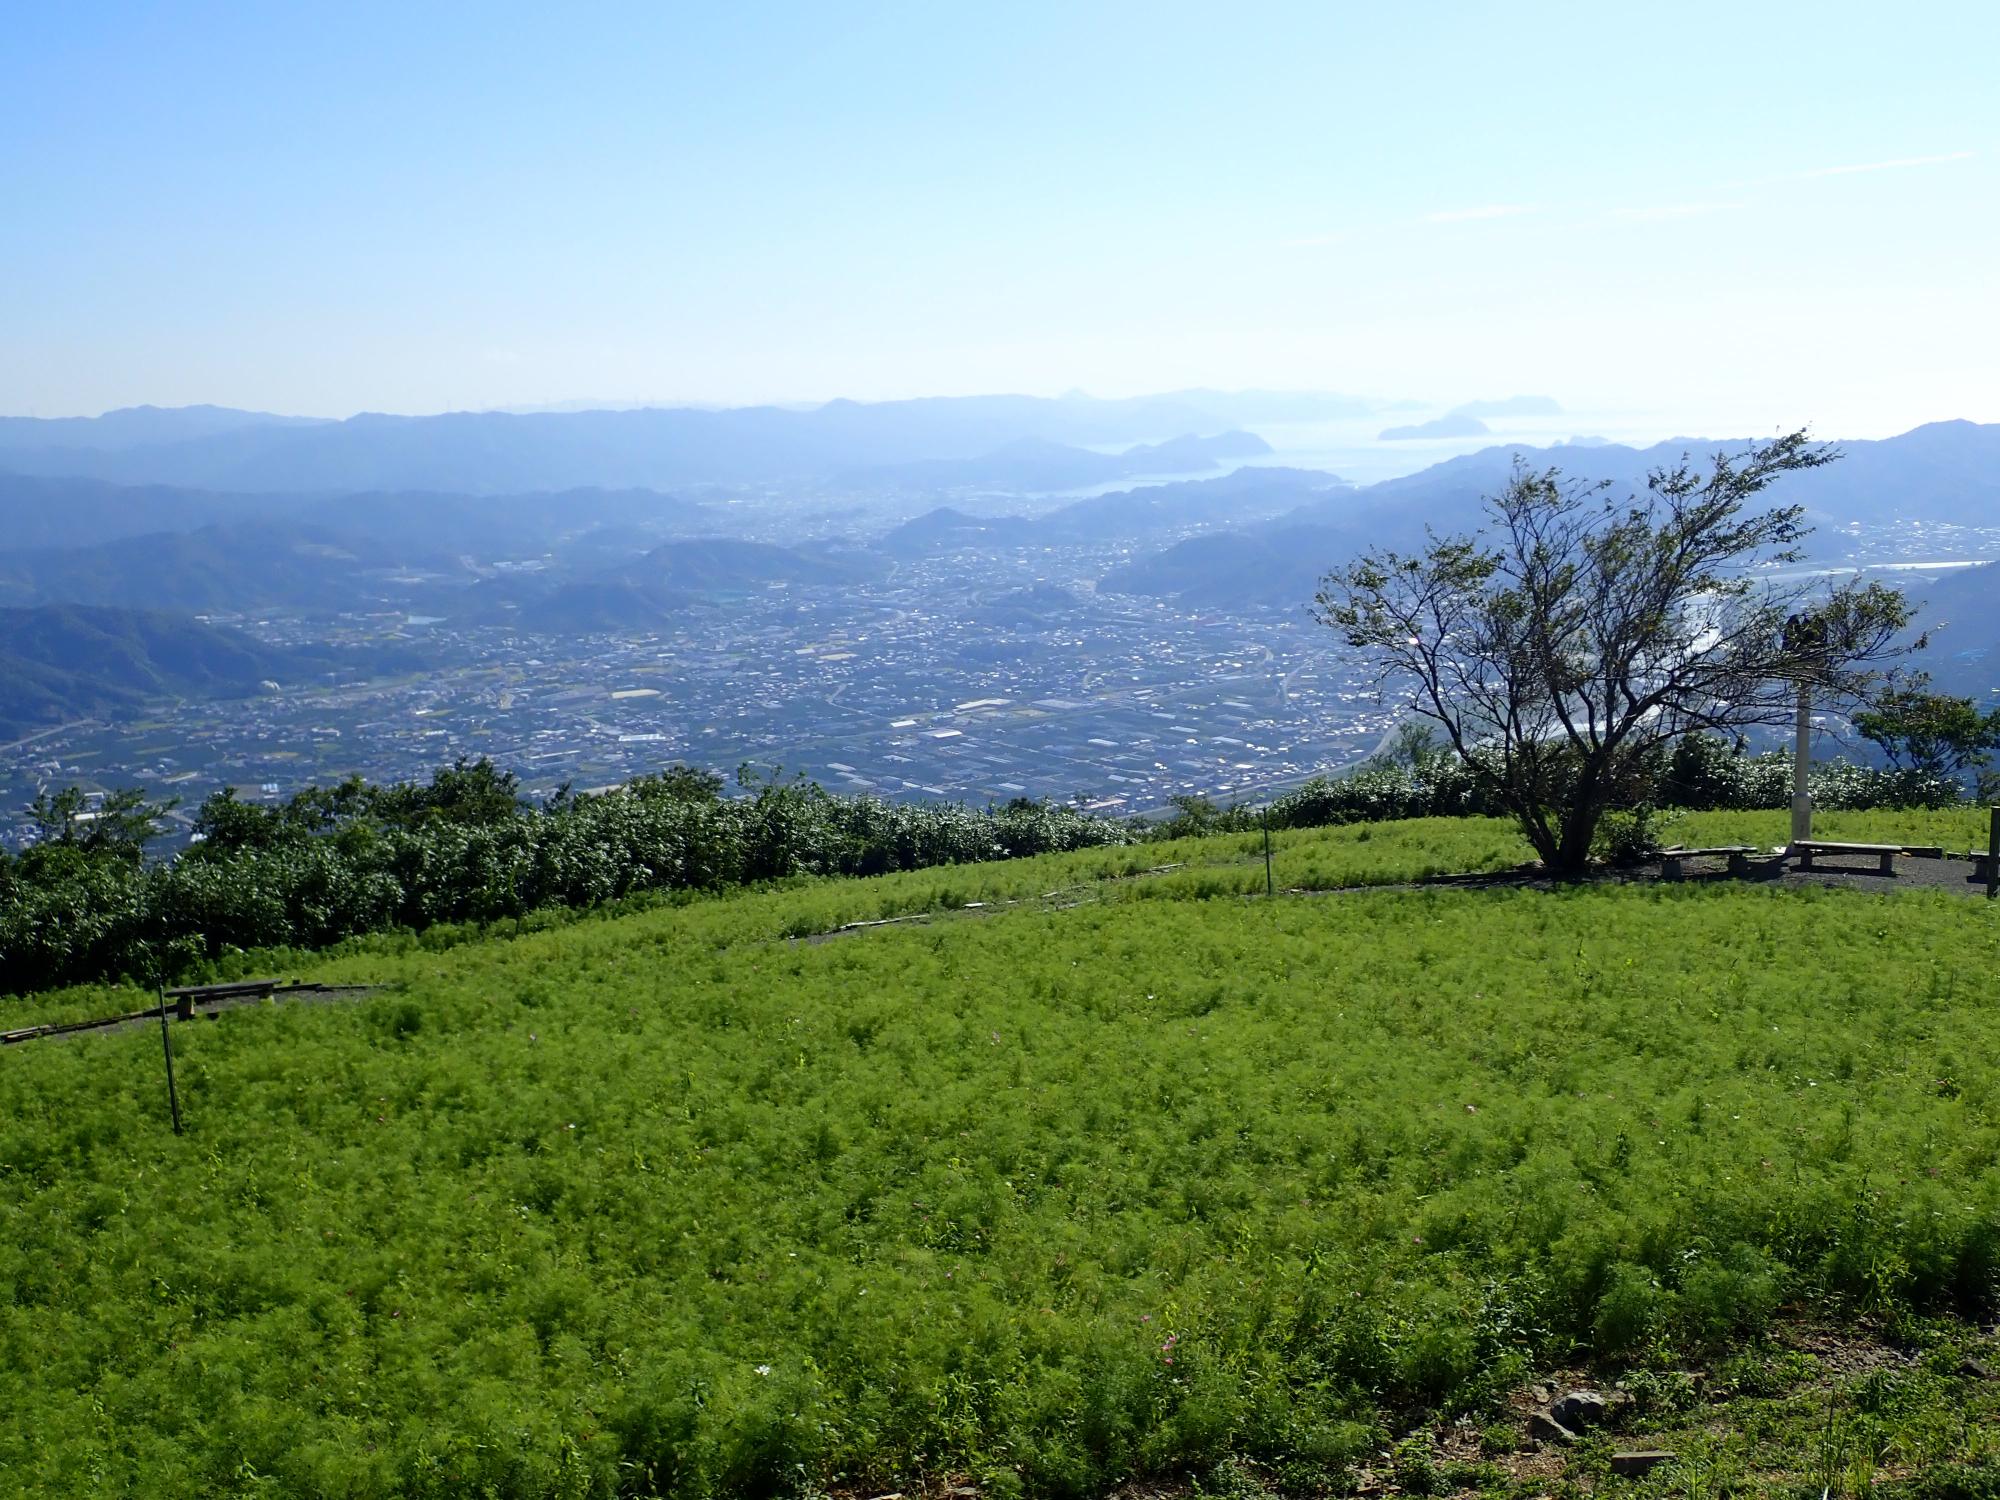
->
[840,430,1272,492]
[879,466,1346,557]
[0,392,1369,494]
[0,404,326,454]
[1102,420,2000,608]
[0,473,717,560]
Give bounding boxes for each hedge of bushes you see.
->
[1158,734,1963,840]
[0,736,1973,996]
[0,763,1131,996]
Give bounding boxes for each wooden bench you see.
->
[1660,846,1756,880]
[162,977,285,1020]
[1794,840,1899,874]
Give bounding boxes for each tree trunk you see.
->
[1538,751,1611,879]
[1551,797,1601,879]
[1507,797,1563,871]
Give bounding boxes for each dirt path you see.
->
[4,983,383,1047]
[797,850,1996,949]
[1644,850,1996,899]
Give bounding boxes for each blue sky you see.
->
[2,1,1995,435]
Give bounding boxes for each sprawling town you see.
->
[0,533,1402,847]
[4,473,1992,851]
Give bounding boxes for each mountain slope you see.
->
[0,523,460,613]
[839,430,1272,492]
[622,537,878,593]
[1100,522,1361,609]
[0,473,717,564]
[0,473,293,550]
[880,467,1346,560]
[1896,561,2000,700]
[0,604,320,738]
[1040,465,1346,541]
[876,507,1039,556]
[1108,421,2000,608]
[467,538,881,632]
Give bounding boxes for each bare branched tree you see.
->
[1313,431,1914,875]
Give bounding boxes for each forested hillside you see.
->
[0,605,319,738]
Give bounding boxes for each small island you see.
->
[1378,411,1491,440]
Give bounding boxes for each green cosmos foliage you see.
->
[4,819,2000,1498]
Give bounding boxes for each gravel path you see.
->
[5,984,384,1047]
[1663,850,1997,898]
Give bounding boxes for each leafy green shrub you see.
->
[1595,803,1680,866]
[1389,1436,1442,1495]
[1658,734,1962,812]
[1594,1263,1667,1358]
[5,723,1975,996]
[1677,1244,1782,1348]
[0,761,1135,995]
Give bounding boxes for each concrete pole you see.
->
[1789,679,1813,850]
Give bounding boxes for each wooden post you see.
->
[156,985,183,1136]
[1988,806,1998,900]
[1262,806,1274,897]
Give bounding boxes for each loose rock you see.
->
[1552,1389,1609,1429]
[1611,1450,1676,1477]
[1527,1411,1576,1446]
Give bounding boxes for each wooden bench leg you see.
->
[1797,851,1813,872]
[1728,853,1747,877]
[1878,853,1894,875]
[1663,857,1684,881]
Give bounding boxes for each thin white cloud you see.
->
[1276,229,1355,250]
[1612,201,1733,223]
[1281,149,1973,251]
[1279,201,1535,249]
[1798,150,1974,179]
[1423,203,1533,224]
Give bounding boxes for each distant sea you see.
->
[1244,407,1726,486]
[1018,404,1933,511]
[1050,407,1759,501]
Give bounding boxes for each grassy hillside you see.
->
[4,816,2000,1498]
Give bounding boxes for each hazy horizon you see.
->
[9,389,1991,438]
[6,389,1990,493]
